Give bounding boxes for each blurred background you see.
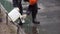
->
[0,0,60,34]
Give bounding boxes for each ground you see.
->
[0,4,17,34]
[0,0,60,34]
[37,0,60,34]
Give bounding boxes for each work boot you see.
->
[18,20,23,26]
[33,20,40,24]
[18,22,23,26]
[18,18,23,26]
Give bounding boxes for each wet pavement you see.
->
[36,0,60,34]
[0,0,60,34]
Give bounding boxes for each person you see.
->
[25,0,40,24]
[13,0,23,25]
[24,0,40,34]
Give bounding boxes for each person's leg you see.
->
[13,0,18,7]
[13,0,23,14]
[18,0,23,15]
[13,0,23,25]
[32,10,40,24]
[32,10,37,22]
[18,0,23,25]
[31,4,40,24]
[31,4,40,34]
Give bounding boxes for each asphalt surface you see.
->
[0,0,60,34]
[36,0,60,34]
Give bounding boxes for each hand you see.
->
[22,14,27,19]
[14,7,19,11]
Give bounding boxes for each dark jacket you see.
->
[24,0,29,2]
[13,0,22,7]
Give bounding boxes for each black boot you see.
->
[18,18,23,26]
[33,20,40,24]
[18,22,23,26]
